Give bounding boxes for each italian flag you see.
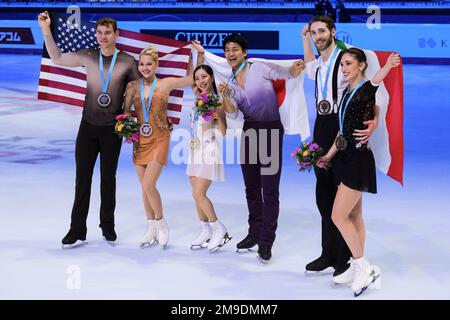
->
[335,40,404,185]
[203,51,310,140]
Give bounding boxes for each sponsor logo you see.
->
[141,30,279,50]
[0,28,35,44]
[336,31,352,45]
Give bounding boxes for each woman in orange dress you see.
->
[123,46,198,248]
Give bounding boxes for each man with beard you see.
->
[301,15,378,283]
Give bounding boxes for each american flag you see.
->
[37,13,191,124]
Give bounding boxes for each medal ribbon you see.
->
[140,78,157,124]
[318,46,339,101]
[227,60,247,87]
[338,80,365,135]
[99,48,118,95]
[190,106,199,143]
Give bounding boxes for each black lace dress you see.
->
[334,80,378,194]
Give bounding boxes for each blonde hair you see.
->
[139,47,158,63]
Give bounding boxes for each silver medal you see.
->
[190,138,201,150]
[335,135,347,151]
[317,100,331,115]
[98,93,111,107]
[222,86,234,99]
[140,123,152,137]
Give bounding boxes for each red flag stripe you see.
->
[39,78,87,95]
[168,116,180,125]
[40,64,86,80]
[119,29,190,48]
[169,90,183,98]
[117,42,190,59]
[375,51,404,185]
[38,92,84,107]
[167,103,182,112]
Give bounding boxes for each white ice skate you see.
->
[155,217,169,248]
[333,263,354,285]
[190,221,212,250]
[140,219,157,248]
[208,220,232,253]
[352,258,381,297]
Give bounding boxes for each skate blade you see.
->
[61,240,87,249]
[190,243,208,250]
[140,240,157,249]
[158,241,169,249]
[236,244,257,253]
[209,235,232,253]
[103,237,117,247]
[354,268,381,297]
[257,254,270,264]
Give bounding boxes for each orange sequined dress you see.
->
[123,79,171,166]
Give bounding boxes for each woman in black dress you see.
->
[319,48,400,296]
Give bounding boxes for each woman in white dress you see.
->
[187,61,231,252]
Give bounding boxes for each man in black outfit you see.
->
[38,13,140,247]
[301,15,378,283]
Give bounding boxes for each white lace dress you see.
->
[186,116,224,181]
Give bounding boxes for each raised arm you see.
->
[38,11,85,67]
[164,41,205,91]
[191,40,205,66]
[290,60,306,78]
[301,24,316,64]
[371,53,401,85]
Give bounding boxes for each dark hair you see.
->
[193,64,218,94]
[222,33,248,52]
[308,15,336,32]
[343,47,368,72]
[95,17,117,32]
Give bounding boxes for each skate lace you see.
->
[353,262,364,279]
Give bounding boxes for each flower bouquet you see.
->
[290,142,328,172]
[195,91,220,122]
[114,114,139,150]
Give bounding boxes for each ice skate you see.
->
[305,255,332,272]
[140,219,157,248]
[155,217,169,248]
[236,234,257,253]
[208,220,232,253]
[333,263,353,285]
[256,244,272,264]
[61,229,87,249]
[352,258,381,297]
[102,228,117,247]
[190,221,212,250]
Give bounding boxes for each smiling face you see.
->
[194,68,214,93]
[138,54,158,80]
[340,52,366,82]
[309,21,335,52]
[95,24,118,50]
[224,41,247,71]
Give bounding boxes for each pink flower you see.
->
[202,112,213,122]
[309,143,319,152]
[115,114,129,121]
[201,91,209,103]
